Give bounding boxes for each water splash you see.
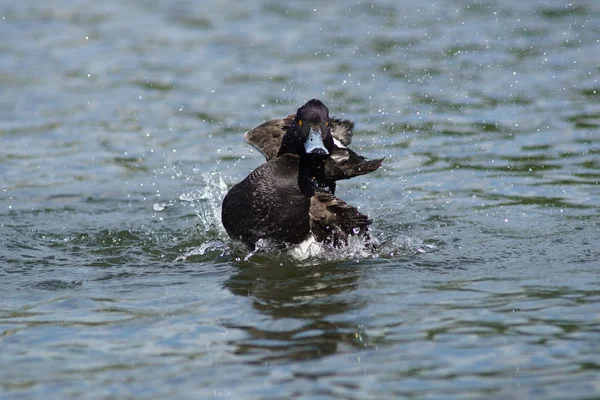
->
[376,234,438,257]
[179,171,228,235]
[175,240,230,262]
[153,201,175,211]
[170,171,233,261]
[236,231,434,265]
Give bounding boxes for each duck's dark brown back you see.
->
[221,155,312,249]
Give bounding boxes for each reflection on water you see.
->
[223,261,368,363]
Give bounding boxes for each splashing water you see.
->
[179,171,229,235]
[175,240,230,262]
[153,201,175,211]
[235,231,434,266]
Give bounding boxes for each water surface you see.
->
[1,0,600,398]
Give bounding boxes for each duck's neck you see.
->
[299,154,326,180]
[298,154,338,194]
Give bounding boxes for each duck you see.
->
[221,99,374,250]
[244,104,384,194]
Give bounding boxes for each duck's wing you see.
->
[329,118,354,146]
[327,118,383,180]
[244,116,353,161]
[244,114,382,184]
[309,192,371,246]
[325,146,384,182]
[244,114,295,161]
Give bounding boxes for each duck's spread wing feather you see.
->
[327,119,383,182]
[309,192,371,246]
[325,147,384,181]
[244,114,295,161]
[329,118,354,146]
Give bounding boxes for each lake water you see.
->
[2,0,599,398]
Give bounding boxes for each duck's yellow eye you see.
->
[298,119,303,126]
[325,121,329,127]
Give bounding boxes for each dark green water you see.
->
[2,0,599,398]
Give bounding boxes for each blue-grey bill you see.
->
[305,128,329,156]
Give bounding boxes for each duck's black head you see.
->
[278,99,335,159]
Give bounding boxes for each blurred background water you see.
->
[1,0,599,398]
